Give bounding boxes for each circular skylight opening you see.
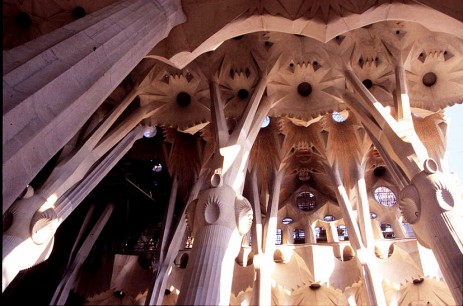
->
[373,166,386,177]
[237,89,249,99]
[362,79,373,89]
[374,186,397,207]
[261,116,270,128]
[72,6,86,19]
[176,91,191,106]
[282,217,293,225]
[143,126,157,138]
[422,72,437,87]
[297,82,312,97]
[16,12,32,29]
[332,111,347,123]
[152,163,163,173]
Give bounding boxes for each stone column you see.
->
[329,166,387,306]
[390,217,406,239]
[303,223,316,244]
[400,161,463,304]
[2,127,143,291]
[344,65,463,304]
[3,0,186,212]
[177,184,253,305]
[326,222,340,243]
[146,174,206,305]
[257,169,284,306]
[371,219,383,240]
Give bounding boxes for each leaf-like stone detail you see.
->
[399,184,420,224]
[30,207,58,245]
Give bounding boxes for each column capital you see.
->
[188,184,253,236]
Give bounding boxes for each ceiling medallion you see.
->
[297,82,312,97]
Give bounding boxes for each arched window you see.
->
[381,223,395,239]
[293,229,305,244]
[275,229,282,245]
[296,191,317,211]
[374,186,397,207]
[282,217,294,225]
[337,225,349,241]
[315,227,327,243]
[185,236,194,249]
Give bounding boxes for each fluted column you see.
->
[344,64,463,304]
[146,174,206,305]
[256,169,284,306]
[177,184,253,305]
[329,165,387,306]
[3,0,186,212]
[2,127,143,292]
[400,163,463,304]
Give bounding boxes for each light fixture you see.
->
[143,125,157,138]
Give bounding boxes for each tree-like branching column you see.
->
[177,184,253,305]
[343,65,463,304]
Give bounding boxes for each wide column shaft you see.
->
[177,225,239,306]
[2,0,185,212]
[2,127,143,292]
[400,169,463,304]
[256,170,284,306]
[424,214,463,304]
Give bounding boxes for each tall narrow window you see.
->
[185,236,194,249]
[315,227,327,243]
[337,225,349,241]
[293,229,305,244]
[381,223,395,239]
[275,229,282,245]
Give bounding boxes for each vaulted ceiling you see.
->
[4,0,463,215]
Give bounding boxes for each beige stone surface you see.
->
[2,0,463,305]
